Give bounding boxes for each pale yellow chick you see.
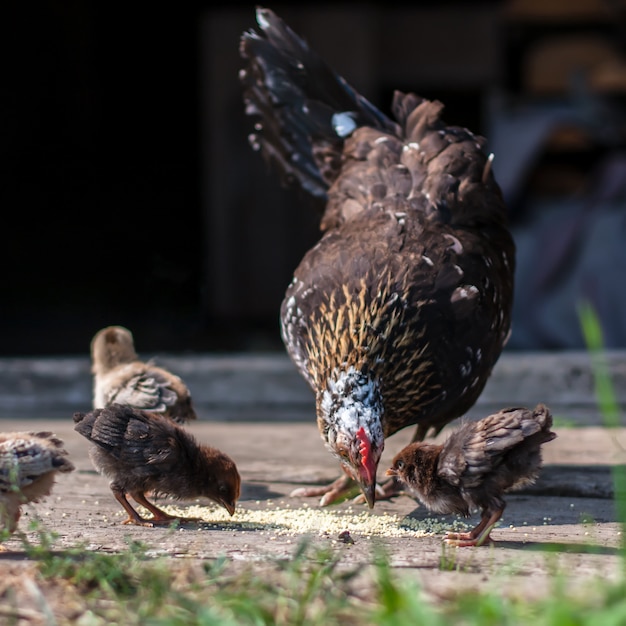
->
[90,325,197,424]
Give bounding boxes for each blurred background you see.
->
[1,0,626,357]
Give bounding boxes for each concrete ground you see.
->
[0,419,624,599]
[0,351,625,612]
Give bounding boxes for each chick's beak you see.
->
[221,500,237,516]
[385,467,397,477]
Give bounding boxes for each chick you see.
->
[386,404,556,546]
[0,432,75,538]
[90,325,197,424]
[73,405,240,526]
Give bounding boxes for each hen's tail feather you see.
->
[239,7,398,206]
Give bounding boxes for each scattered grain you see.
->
[160,503,469,538]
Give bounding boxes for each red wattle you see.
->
[356,426,375,484]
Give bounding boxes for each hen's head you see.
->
[318,369,385,508]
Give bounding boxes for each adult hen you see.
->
[386,404,556,546]
[91,325,197,424]
[0,432,75,538]
[239,8,515,508]
[73,404,240,526]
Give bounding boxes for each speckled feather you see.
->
[0,432,75,534]
[90,326,197,424]
[240,8,516,504]
[387,404,556,544]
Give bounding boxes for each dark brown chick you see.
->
[0,432,75,538]
[386,404,556,546]
[240,8,515,508]
[90,325,197,424]
[73,404,240,526]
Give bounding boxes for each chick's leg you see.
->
[290,466,360,506]
[130,491,200,525]
[444,507,503,547]
[0,505,18,549]
[130,492,200,525]
[111,487,156,527]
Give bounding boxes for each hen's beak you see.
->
[356,457,378,509]
[358,480,377,509]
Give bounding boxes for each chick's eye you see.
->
[395,460,405,471]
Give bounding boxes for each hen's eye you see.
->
[336,446,349,460]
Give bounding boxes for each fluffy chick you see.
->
[90,325,197,424]
[0,432,75,538]
[73,405,240,526]
[386,404,556,546]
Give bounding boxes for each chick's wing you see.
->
[75,406,182,471]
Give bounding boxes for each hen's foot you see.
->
[290,474,360,506]
[352,476,408,505]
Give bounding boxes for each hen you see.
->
[239,8,515,508]
[0,432,75,538]
[91,325,197,424]
[73,404,240,526]
[386,404,556,546]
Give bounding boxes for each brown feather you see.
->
[73,405,240,526]
[240,8,515,508]
[387,404,556,546]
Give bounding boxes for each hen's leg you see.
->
[350,478,406,505]
[290,467,360,506]
[444,507,503,547]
